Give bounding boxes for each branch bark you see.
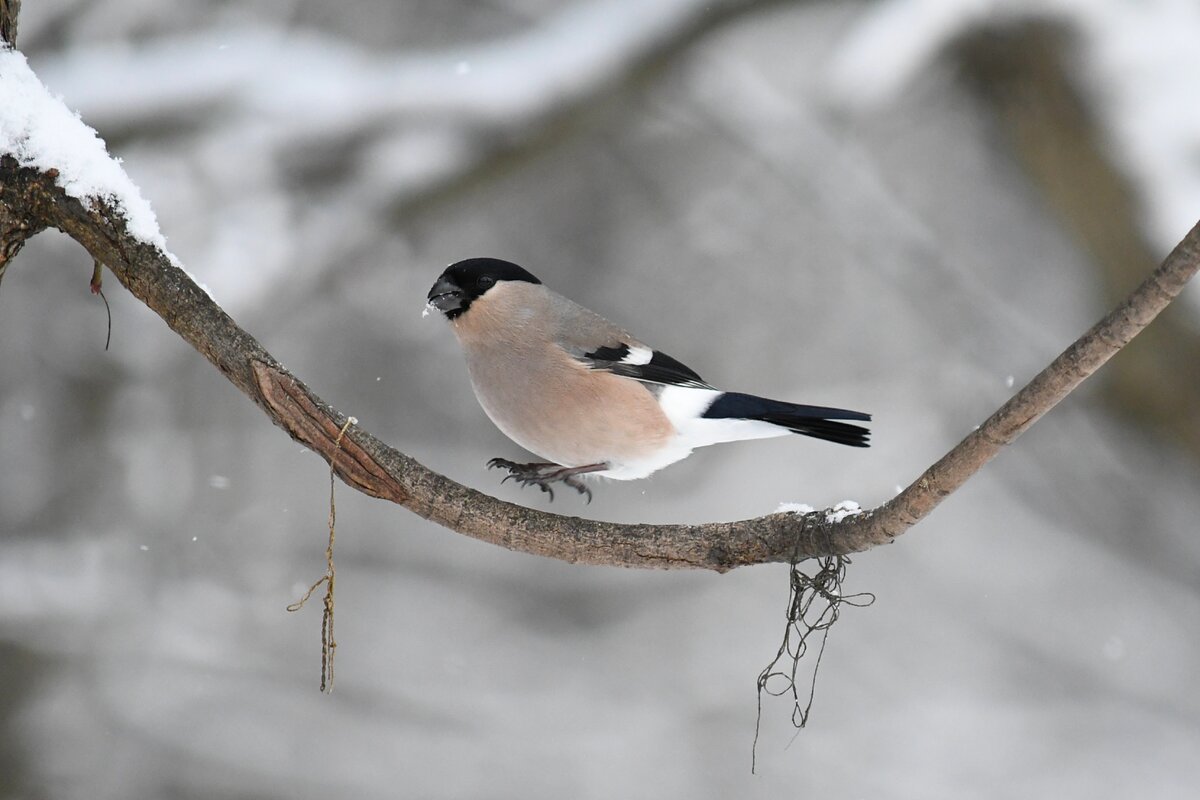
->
[0,0,19,48]
[4,156,1197,571]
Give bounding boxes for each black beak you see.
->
[427,275,465,315]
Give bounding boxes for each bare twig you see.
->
[4,157,1196,570]
[0,0,20,48]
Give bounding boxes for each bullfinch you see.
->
[426,258,870,500]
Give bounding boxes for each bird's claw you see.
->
[486,458,596,503]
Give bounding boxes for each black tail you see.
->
[703,392,871,448]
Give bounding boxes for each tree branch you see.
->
[4,156,1197,571]
[0,0,19,49]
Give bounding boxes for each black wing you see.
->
[580,343,713,389]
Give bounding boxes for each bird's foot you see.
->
[486,458,606,503]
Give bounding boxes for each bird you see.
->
[426,258,870,501]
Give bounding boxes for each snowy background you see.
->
[2,0,1200,797]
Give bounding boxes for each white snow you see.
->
[775,502,816,514]
[825,500,863,523]
[0,48,175,258]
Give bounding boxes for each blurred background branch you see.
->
[953,20,1200,458]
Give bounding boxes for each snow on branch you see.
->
[0,48,172,253]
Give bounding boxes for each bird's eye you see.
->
[478,276,495,288]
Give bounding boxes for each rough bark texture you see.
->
[3,155,1197,570]
[0,0,19,48]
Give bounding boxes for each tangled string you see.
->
[752,554,874,771]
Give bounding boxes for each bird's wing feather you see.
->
[577,342,714,389]
[542,289,714,389]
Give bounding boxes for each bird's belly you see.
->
[467,358,677,476]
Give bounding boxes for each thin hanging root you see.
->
[89,258,102,293]
[90,259,111,350]
[288,416,357,693]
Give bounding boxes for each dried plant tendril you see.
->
[752,554,874,772]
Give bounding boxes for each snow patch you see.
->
[826,500,862,523]
[0,49,175,259]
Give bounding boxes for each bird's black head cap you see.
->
[427,258,542,319]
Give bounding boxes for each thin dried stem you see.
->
[286,417,356,691]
